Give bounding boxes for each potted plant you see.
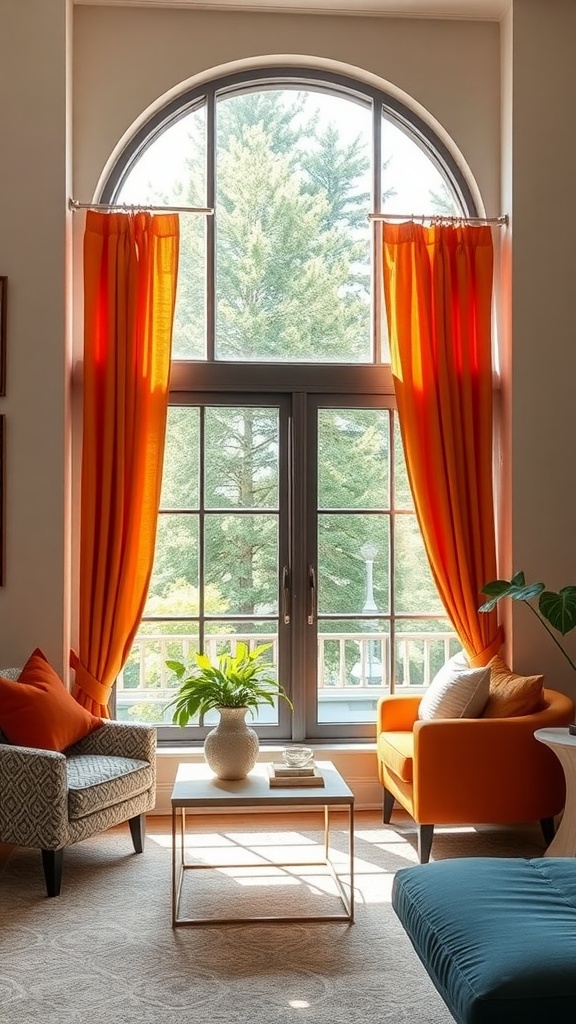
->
[165,642,293,779]
[480,570,576,731]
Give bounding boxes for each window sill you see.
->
[157,741,376,757]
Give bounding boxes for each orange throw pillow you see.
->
[481,655,545,719]
[0,648,103,751]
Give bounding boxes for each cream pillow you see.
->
[418,650,491,720]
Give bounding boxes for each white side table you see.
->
[535,727,576,857]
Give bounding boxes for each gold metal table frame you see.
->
[171,761,355,927]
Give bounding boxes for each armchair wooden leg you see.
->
[418,825,434,864]
[42,848,64,897]
[128,813,145,854]
[540,816,556,846]
[383,787,395,824]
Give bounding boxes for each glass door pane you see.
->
[305,399,455,736]
[123,397,291,739]
[309,402,392,730]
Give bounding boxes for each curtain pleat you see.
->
[71,210,180,716]
[382,221,502,665]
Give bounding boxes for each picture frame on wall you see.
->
[0,277,6,397]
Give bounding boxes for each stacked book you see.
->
[268,762,325,787]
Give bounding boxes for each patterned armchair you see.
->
[0,668,156,897]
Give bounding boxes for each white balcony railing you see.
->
[116,629,459,723]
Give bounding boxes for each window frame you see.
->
[100,65,477,742]
[101,66,477,219]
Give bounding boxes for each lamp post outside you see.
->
[360,542,378,615]
[358,542,382,686]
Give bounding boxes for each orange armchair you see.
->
[376,688,575,863]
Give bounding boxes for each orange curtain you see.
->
[71,210,180,716]
[382,221,502,666]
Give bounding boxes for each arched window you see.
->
[104,67,477,742]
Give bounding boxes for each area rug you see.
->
[0,817,546,1024]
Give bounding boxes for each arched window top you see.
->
[101,67,478,364]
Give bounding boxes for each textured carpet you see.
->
[0,816,547,1024]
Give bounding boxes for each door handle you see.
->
[281,565,291,625]
[307,565,316,625]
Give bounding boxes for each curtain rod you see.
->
[69,200,505,225]
[368,212,508,226]
[68,198,213,215]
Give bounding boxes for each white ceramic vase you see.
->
[203,706,260,780]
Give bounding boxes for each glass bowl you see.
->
[282,746,314,767]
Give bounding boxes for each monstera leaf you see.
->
[539,587,576,636]
[480,571,576,673]
[479,571,545,612]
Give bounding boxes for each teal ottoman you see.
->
[392,858,576,1024]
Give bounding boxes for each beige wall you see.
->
[72,6,500,214]
[507,0,576,692]
[2,0,576,804]
[0,0,72,674]
[497,2,513,663]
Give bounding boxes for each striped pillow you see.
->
[418,651,491,720]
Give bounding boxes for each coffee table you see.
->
[170,760,355,927]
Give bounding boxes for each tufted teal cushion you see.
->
[393,857,576,1024]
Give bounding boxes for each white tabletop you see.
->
[535,727,576,749]
[171,760,354,808]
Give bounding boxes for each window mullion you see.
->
[372,99,382,365]
[206,88,216,361]
[290,391,309,742]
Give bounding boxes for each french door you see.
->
[129,388,449,742]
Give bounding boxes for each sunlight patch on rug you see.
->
[0,820,546,1024]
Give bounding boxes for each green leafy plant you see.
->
[164,642,293,727]
[479,571,576,673]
